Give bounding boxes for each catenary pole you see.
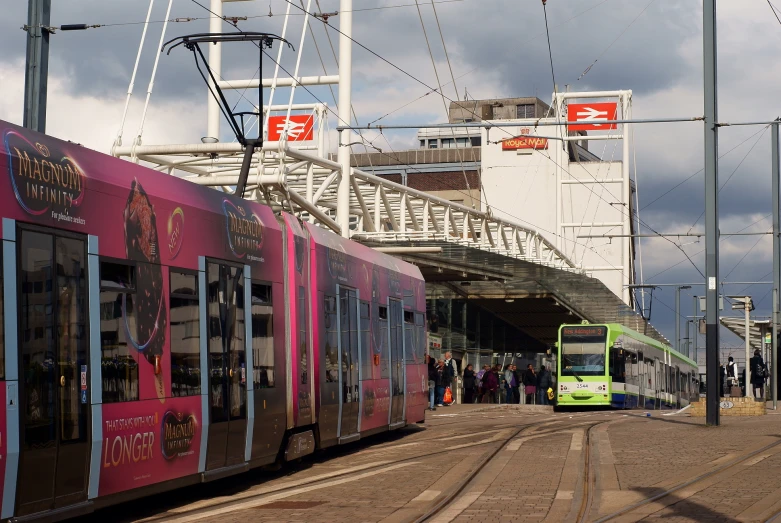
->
[773,120,779,409]
[23,0,51,132]
[704,0,720,426]
[336,0,353,237]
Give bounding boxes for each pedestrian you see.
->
[476,365,489,403]
[726,356,739,394]
[504,365,516,404]
[435,359,450,407]
[463,364,477,404]
[750,349,768,400]
[512,364,522,404]
[524,364,537,404]
[482,365,499,403]
[444,352,458,405]
[537,364,551,405]
[427,354,437,411]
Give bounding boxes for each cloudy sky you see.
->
[2,0,780,357]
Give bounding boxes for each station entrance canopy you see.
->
[354,237,669,347]
[720,317,773,352]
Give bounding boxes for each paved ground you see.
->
[85,404,781,523]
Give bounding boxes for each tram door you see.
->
[205,261,247,470]
[388,299,405,426]
[337,287,359,439]
[16,228,90,516]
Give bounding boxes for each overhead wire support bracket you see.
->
[162,32,294,197]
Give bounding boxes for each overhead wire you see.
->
[577,0,655,81]
[541,0,557,92]
[686,125,769,233]
[640,125,770,211]
[413,0,476,208]
[767,0,781,25]
[190,0,709,286]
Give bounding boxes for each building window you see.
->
[251,282,274,388]
[441,138,455,149]
[456,137,470,148]
[428,139,439,149]
[516,104,535,119]
[170,270,200,397]
[470,137,481,147]
[100,260,139,403]
[419,140,426,149]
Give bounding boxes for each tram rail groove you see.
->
[593,437,781,523]
[136,418,556,523]
[575,422,605,523]
[412,415,616,523]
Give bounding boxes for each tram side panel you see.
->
[0,120,287,511]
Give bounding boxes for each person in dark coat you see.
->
[537,365,552,405]
[427,355,438,410]
[463,364,477,404]
[524,364,537,404]
[481,365,499,403]
[435,360,451,407]
[750,349,768,400]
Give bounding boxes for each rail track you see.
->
[125,412,569,523]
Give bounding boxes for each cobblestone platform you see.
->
[85,405,781,523]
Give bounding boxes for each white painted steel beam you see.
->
[217,75,340,90]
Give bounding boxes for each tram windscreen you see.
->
[560,326,607,377]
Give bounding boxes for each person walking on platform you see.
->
[750,349,768,400]
[463,364,477,404]
[537,365,551,406]
[512,364,522,404]
[482,365,499,403]
[726,356,739,394]
[427,355,438,411]
[524,364,537,404]
[476,365,489,403]
[504,365,516,404]
[444,352,458,404]
[434,359,451,407]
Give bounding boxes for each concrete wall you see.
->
[480,121,629,301]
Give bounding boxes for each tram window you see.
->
[170,269,200,397]
[100,260,139,403]
[560,326,607,377]
[609,347,626,383]
[0,249,4,378]
[251,283,274,388]
[298,286,307,386]
[379,306,388,320]
[415,313,425,363]
[404,311,414,364]
[324,295,338,383]
[360,301,372,378]
[100,261,135,290]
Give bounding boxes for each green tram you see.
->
[556,323,699,409]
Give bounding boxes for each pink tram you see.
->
[0,119,428,521]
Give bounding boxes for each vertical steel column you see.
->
[336,0,353,237]
[745,298,751,397]
[206,0,222,141]
[703,0,720,426]
[23,0,51,132]
[773,121,779,409]
[676,286,682,354]
[622,93,632,306]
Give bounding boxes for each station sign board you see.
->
[267,115,314,142]
[501,136,548,150]
[567,102,618,131]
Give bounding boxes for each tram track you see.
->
[132,414,565,523]
[411,414,618,523]
[591,435,781,523]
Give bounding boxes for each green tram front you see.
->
[556,323,699,410]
